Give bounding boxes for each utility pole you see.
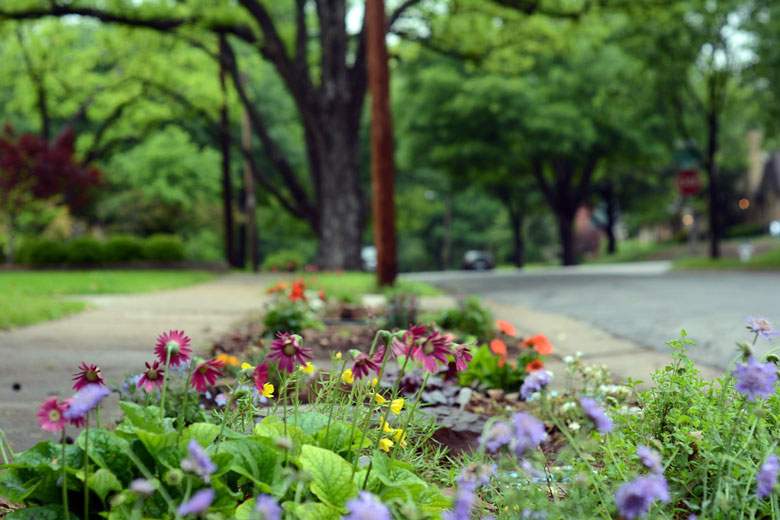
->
[366,0,397,286]
[241,74,260,272]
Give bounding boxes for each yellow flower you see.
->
[300,362,315,374]
[393,429,407,447]
[371,377,378,388]
[215,353,228,365]
[390,398,404,415]
[341,369,354,384]
[379,419,394,433]
[261,383,274,398]
[374,394,387,404]
[335,352,342,360]
[227,355,239,366]
[241,362,254,371]
[379,438,394,452]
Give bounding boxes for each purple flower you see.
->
[614,475,670,519]
[457,463,495,488]
[580,397,614,433]
[757,454,780,499]
[177,488,215,516]
[747,316,779,340]
[129,478,155,496]
[344,491,391,520]
[63,385,111,420]
[734,357,778,401]
[481,421,513,453]
[520,370,552,400]
[254,494,281,520]
[512,412,547,457]
[181,440,217,483]
[442,479,476,520]
[636,445,663,475]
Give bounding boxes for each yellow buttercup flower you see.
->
[379,419,394,433]
[371,377,378,388]
[379,438,394,452]
[341,369,354,384]
[375,394,387,404]
[335,352,342,360]
[390,398,404,415]
[393,429,407,448]
[300,362,315,374]
[262,383,274,398]
[241,362,254,371]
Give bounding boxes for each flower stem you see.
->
[351,346,392,476]
[324,356,350,441]
[84,417,89,520]
[389,371,430,462]
[159,349,174,420]
[215,378,241,453]
[177,364,195,434]
[294,372,300,429]
[61,429,70,520]
[95,406,101,430]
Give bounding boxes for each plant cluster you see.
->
[436,297,494,343]
[382,289,418,330]
[263,280,325,336]
[14,234,184,266]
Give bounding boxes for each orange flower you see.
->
[496,320,516,336]
[521,334,553,355]
[318,289,326,301]
[525,359,544,372]
[266,281,288,294]
[289,280,306,301]
[490,338,508,368]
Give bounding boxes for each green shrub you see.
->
[103,235,145,263]
[437,296,494,342]
[726,222,766,239]
[142,234,184,262]
[66,236,104,265]
[183,229,223,262]
[20,239,69,266]
[263,299,322,336]
[261,248,308,271]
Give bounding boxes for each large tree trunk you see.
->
[603,181,617,255]
[218,36,237,267]
[508,207,525,268]
[556,211,577,266]
[706,93,721,259]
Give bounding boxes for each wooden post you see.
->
[241,74,260,272]
[366,0,397,286]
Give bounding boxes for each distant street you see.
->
[406,262,780,370]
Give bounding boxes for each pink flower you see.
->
[267,333,313,374]
[352,346,385,380]
[38,397,67,432]
[451,342,474,372]
[191,359,225,393]
[391,324,427,357]
[154,330,192,367]
[138,361,165,393]
[72,362,105,391]
[412,331,452,373]
[253,362,270,392]
[63,398,86,428]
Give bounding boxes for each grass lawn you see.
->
[587,238,678,264]
[0,270,215,330]
[674,248,780,270]
[299,271,441,300]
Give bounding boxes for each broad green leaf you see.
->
[295,412,330,435]
[88,468,122,503]
[5,505,74,520]
[179,423,219,449]
[299,444,358,510]
[294,502,342,520]
[119,402,172,433]
[134,428,178,457]
[234,498,256,520]
[77,430,134,484]
[380,483,427,503]
[315,421,353,453]
[0,471,40,502]
[418,487,452,513]
[214,439,281,492]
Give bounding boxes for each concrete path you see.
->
[0,273,275,451]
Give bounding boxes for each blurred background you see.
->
[1,0,779,276]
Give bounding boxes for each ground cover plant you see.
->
[0,270,214,329]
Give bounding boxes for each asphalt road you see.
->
[407,262,780,370]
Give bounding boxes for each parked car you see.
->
[361,246,377,271]
[462,250,496,270]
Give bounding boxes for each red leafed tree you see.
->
[0,124,101,262]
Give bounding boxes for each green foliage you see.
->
[19,238,68,266]
[66,236,104,265]
[382,289,418,330]
[437,296,494,342]
[141,234,185,262]
[457,343,543,392]
[263,299,323,337]
[261,249,309,272]
[102,235,144,263]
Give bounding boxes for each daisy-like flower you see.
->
[72,362,105,391]
[391,324,427,357]
[390,398,404,415]
[267,333,313,374]
[747,316,779,340]
[412,332,452,374]
[254,494,281,520]
[64,385,111,421]
[757,454,780,499]
[580,397,614,433]
[177,488,215,516]
[379,438,393,452]
[496,320,517,336]
[489,339,508,368]
[154,330,192,367]
[191,359,225,393]
[253,362,270,392]
[181,439,217,483]
[138,361,165,393]
[451,342,474,372]
[636,445,663,475]
[521,334,553,355]
[38,397,67,432]
[352,347,384,380]
[344,491,392,520]
[614,475,670,519]
[341,368,355,384]
[734,356,779,401]
[520,370,552,400]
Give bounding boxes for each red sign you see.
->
[676,169,701,196]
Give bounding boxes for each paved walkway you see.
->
[0,273,274,451]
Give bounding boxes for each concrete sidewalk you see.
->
[0,273,275,451]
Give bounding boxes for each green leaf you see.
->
[119,402,172,433]
[295,412,331,435]
[134,428,178,457]
[380,483,427,503]
[299,444,358,510]
[88,468,122,503]
[294,502,342,520]
[179,423,220,450]
[5,505,72,520]
[215,439,281,492]
[418,487,452,513]
[234,498,256,520]
[315,421,352,453]
[77,430,134,484]
[0,471,40,502]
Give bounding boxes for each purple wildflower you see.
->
[520,370,552,400]
[129,478,156,496]
[344,491,391,520]
[254,494,281,520]
[747,316,779,340]
[442,479,477,520]
[614,475,670,519]
[63,385,111,421]
[457,463,496,487]
[512,411,547,457]
[757,454,780,499]
[636,445,663,475]
[481,421,513,453]
[734,356,778,401]
[177,488,215,516]
[580,397,614,433]
[181,440,217,483]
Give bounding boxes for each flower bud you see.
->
[767,354,780,365]
[380,330,394,346]
[164,469,184,486]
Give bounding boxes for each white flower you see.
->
[568,422,581,431]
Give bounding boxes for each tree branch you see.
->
[15,26,50,140]
[388,0,425,29]
[295,0,308,68]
